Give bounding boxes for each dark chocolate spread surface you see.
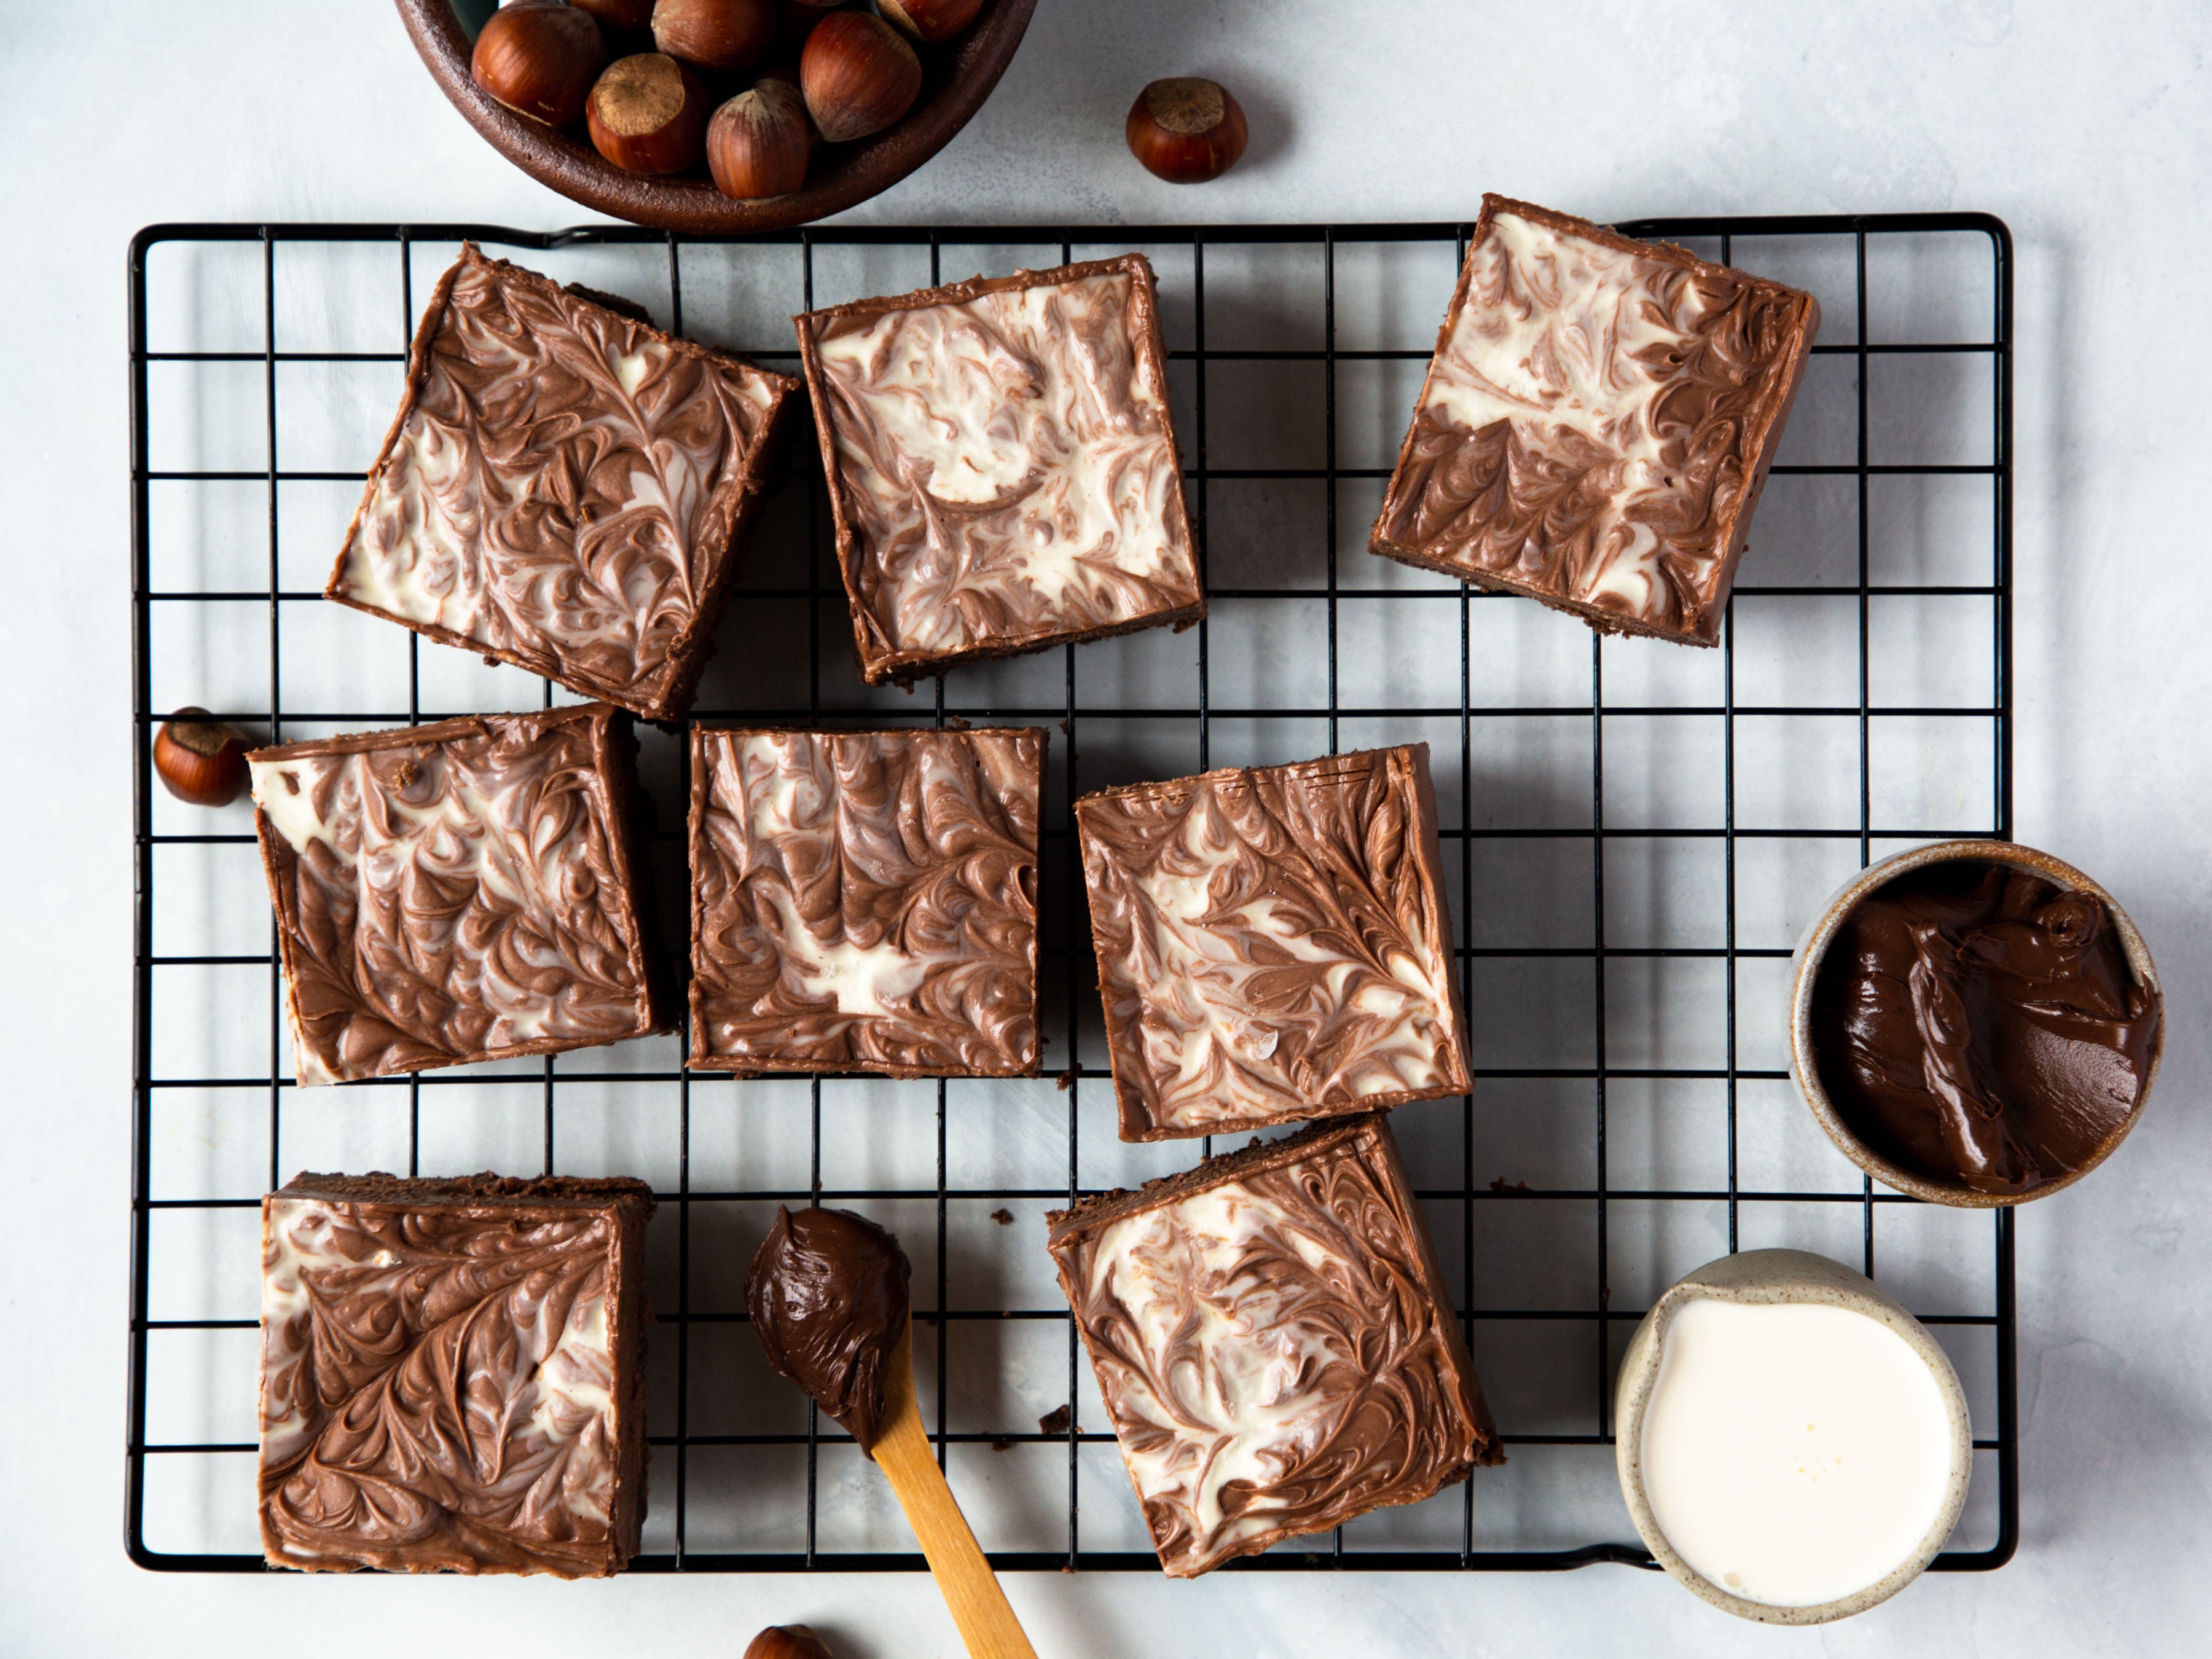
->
[745,1206,912,1454]
[1811,860,2160,1196]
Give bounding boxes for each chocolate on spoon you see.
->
[746,1207,1036,1659]
[747,1205,911,1455]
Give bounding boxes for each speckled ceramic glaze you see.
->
[398,0,1037,234]
[1614,1249,1972,1625]
[1787,838,2163,1208]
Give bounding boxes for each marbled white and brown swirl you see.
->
[689,726,1045,1076]
[796,256,1205,685]
[1077,744,1469,1142]
[259,1172,654,1577]
[1371,195,1820,646]
[327,245,799,720]
[1048,1114,1502,1577]
[247,705,667,1086]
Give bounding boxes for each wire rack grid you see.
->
[128,211,2017,1575]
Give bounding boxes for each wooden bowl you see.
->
[397,0,1037,235]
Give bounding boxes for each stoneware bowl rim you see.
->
[397,0,1038,235]
[1786,837,2163,1209]
[1612,1247,1974,1626]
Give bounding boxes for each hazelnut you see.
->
[471,0,608,128]
[154,709,249,808]
[743,1629,834,1659]
[799,11,920,143]
[587,53,710,173]
[1125,77,1248,184]
[707,80,814,198]
[570,0,657,33]
[877,0,982,44]
[651,0,775,75]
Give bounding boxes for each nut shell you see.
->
[154,709,250,809]
[470,0,608,128]
[742,1629,834,1659]
[878,0,982,43]
[1125,76,1248,184]
[587,52,710,174]
[652,0,775,74]
[799,11,921,144]
[571,0,657,33]
[707,80,815,198]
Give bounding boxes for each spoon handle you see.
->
[873,1320,1040,1659]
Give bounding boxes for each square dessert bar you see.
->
[689,725,1047,1076]
[794,255,1206,685]
[259,1172,654,1576]
[1049,1113,1502,1577]
[247,704,669,1086]
[327,244,800,721]
[1076,743,1470,1142]
[1371,195,1821,646]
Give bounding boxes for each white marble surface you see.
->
[4,0,2208,1651]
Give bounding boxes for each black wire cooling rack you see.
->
[128,212,2016,1575]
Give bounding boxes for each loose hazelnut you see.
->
[154,709,250,808]
[877,0,982,44]
[742,1629,834,1659]
[707,80,814,198]
[799,11,920,143]
[1125,77,1248,184]
[651,0,775,74]
[587,53,710,173]
[471,0,608,128]
[570,0,657,32]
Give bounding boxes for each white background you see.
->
[4,1,2208,1652]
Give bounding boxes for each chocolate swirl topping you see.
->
[1812,861,2162,1196]
[248,705,665,1086]
[798,256,1205,685]
[746,1206,913,1456]
[1076,744,1469,1142]
[1049,1115,1500,1577]
[1372,195,1818,646]
[689,727,1044,1077]
[327,245,798,720]
[258,1173,654,1577]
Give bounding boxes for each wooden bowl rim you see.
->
[396,0,1036,235]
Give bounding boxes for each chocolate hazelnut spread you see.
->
[746,1206,912,1455]
[1811,861,2161,1196]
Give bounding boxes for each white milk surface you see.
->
[1639,1299,1955,1608]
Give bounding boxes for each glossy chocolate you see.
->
[746,1206,913,1455]
[689,726,1045,1076]
[259,1172,654,1577]
[327,245,799,721]
[246,705,667,1086]
[1075,743,1469,1142]
[1048,1114,1500,1577]
[1810,860,2162,1196]
[1371,195,1819,646]
[795,256,1205,685]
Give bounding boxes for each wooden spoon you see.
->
[869,1317,1038,1659]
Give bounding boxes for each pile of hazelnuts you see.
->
[470,0,984,202]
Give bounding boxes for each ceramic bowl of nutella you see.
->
[1614,1249,1972,1625]
[1788,839,2163,1207]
